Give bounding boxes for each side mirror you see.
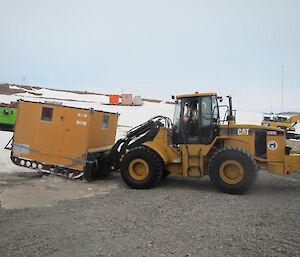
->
[171,95,175,100]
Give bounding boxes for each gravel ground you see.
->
[0,171,299,257]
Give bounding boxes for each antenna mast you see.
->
[281,65,284,112]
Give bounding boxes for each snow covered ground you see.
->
[0,85,298,173]
[0,131,28,173]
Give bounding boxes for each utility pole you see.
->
[281,65,284,112]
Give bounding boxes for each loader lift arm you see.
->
[109,116,172,169]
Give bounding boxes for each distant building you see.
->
[121,94,133,105]
[109,94,119,105]
[133,95,143,106]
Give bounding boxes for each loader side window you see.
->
[41,107,53,121]
[201,97,212,127]
[212,96,219,121]
[173,100,181,133]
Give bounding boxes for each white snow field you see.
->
[2,85,296,174]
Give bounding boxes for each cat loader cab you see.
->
[113,92,300,194]
[172,93,220,145]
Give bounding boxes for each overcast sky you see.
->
[0,0,299,111]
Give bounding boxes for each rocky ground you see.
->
[0,171,299,257]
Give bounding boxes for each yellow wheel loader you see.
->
[110,93,300,194]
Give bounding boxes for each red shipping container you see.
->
[109,95,119,105]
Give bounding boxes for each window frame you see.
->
[101,114,110,129]
[41,107,54,122]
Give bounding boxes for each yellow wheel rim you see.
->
[128,158,149,181]
[219,160,244,185]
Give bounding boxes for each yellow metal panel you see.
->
[284,155,300,174]
[266,135,285,163]
[267,163,285,175]
[88,111,118,149]
[180,144,212,177]
[143,141,168,163]
[143,127,181,164]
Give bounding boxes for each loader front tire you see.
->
[161,169,170,180]
[208,147,257,194]
[120,146,163,189]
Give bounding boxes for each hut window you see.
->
[41,107,53,121]
[102,115,109,128]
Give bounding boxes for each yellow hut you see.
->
[12,100,118,175]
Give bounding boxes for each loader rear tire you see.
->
[120,146,163,189]
[208,147,258,194]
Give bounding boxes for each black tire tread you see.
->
[208,147,258,194]
[120,146,163,189]
[161,169,170,180]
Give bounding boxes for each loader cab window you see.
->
[202,96,219,126]
[212,96,219,121]
[172,97,200,144]
[3,109,9,115]
[201,97,211,126]
[199,96,219,144]
[172,95,219,145]
[173,99,181,134]
[41,107,53,121]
